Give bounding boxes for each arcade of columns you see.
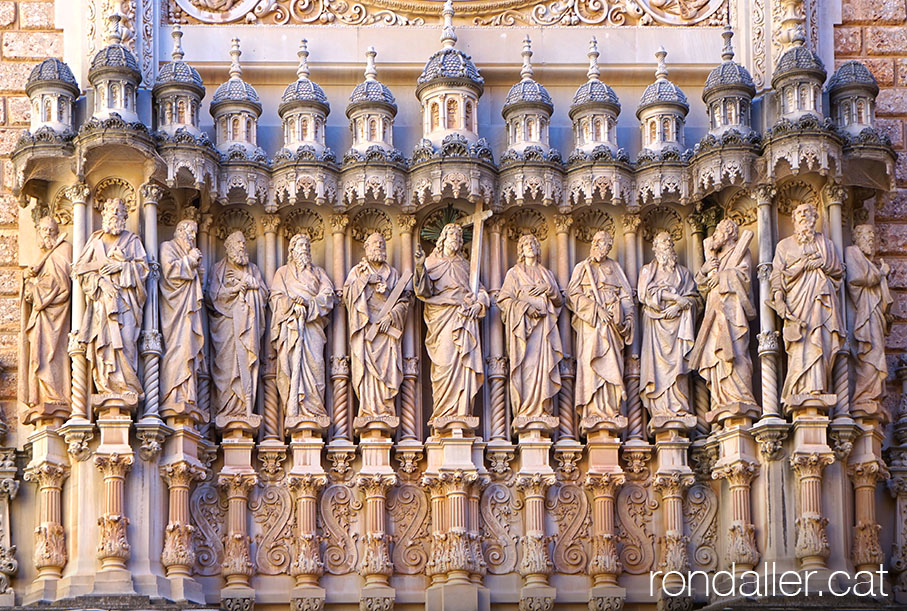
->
[3,0,906,609]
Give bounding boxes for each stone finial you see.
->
[364,46,377,82]
[441,0,457,49]
[655,47,668,81]
[520,36,533,81]
[587,37,600,82]
[171,25,185,62]
[297,39,310,81]
[721,25,735,62]
[106,10,124,46]
[229,37,242,80]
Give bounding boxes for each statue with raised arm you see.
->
[160,219,206,421]
[770,203,845,409]
[497,234,563,428]
[639,231,700,422]
[20,216,71,422]
[271,233,335,428]
[846,224,892,413]
[208,230,267,426]
[567,230,635,431]
[414,223,489,424]
[689,218,758,421]
[343,232,411,423]
[74,198,149,407]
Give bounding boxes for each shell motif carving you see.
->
[319,483,361,574]
[37,188,74,227]
[387,483,430,574]
[190,477,228,576]
[546,482,590,574]
[351,207,393,243]
[573,208,615,243]
[776,180,819,216]
[214,207,256,242]
[684,482,718,571]
[723,190,758,227]
[505,208,548,242]
[284,208,325,242]
[480,482,519,574]
[616,482,656,574]
[93,177,137,213]
[250,480,295,575]
[641,206,683,242]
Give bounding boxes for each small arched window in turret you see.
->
[231,116,240,140]
[842,103,852,126]
[383,119,390,143]
[785,87,794,114]
[42,97,51,122]
[726,99,737,125]
[219,117,226,142]
[662,117,673,141]
[245,117,253,142]
[125,84,133,110]
[740,100,749,125]
[315,117,321,141]
[648,120,657,144]
[582,118,591,143]
[288,117,297,142]
[110,83,120,108]
[57,98,65,123]
[369,118,378,141]
[594,118,603,141]
[799,84,810,110]
[528,116,538,141]
[177,99,187,124]
[446,98,458,130]
[430,102,440,131]
[465,100,474,132]
[857,99,867,124]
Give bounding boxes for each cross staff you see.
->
[462,199,493,296]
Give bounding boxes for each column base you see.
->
[291,584,326,610]
[520,583,556,610]
[657,593,693,611]
[222,585,256,611]
[132,572,171,599]
[360,584,395,610]
[91,567,136,595]
[56,573,96,599]
[24,577,60,604]
[425,581,490,611]
[589,584,625,610]
[166,574,206,604]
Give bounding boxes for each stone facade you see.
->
[0,0,905,610]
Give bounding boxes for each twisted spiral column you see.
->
[400,358,419,439]
[398,214,419,440]
[753,185,780,416]
[141,183,164,421]
[487,217,507,439]
[66,183,90,421]
[329,215,350,441]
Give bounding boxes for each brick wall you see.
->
[0,1,61,428]
[835,0,907,397]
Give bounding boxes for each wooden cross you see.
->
[463,199,493,296]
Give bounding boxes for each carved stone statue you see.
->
[414,223,489,425]
[846,224,892,412]
[567,230,634,431]
[343,232,410,423]
[159,219,206,421]
[271,233,335,428]
[689,219,758,421]
[639,231,700,422]
[208,230,267,427]
[770,203,845,408]
[74,198,149,407]
[20,216,71,422]
[497,234,563,428]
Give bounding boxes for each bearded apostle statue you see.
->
[159,219,206,422]
[497,234,562,431]
[689,219,759,422]
[343,232,410,426]
[74,198,149,409]
[567,230,634,433]
[639,231,700,425]
[271,232,335,430]
[20,216,71,423]
[846,224,892,414]
[770,203,845,410]
[414,223,489,428]
[208,230,267,428]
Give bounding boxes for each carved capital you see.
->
[712,461,759,487]
[288,473,328,498]
[553,213,574,233]
[486,355,508,377]
[330,356,351,377]
[397,214,417,233]
[139,330,163,356]
[64,183,90,205]
[97,514,130,562]
[584,472,625,498]
[848,460,889,488]
[217,472,258,498]
[726,521,760,567]
[160,462,205,488]
[261,213,281,234]
[94,453,134,479]
[756,262,772,283]
[653,472,694,498]
[34,523,65,571]
[794,514,830,562]
[330,214,350,233]
[356,473,397,496]
[686,212,705,235]
[515,472,556,497]
[790,452,834,480]
[141,183,164,206]
[24,463,68,490]
[622,213,642,233]
[822,183,848,207]
[402,357,419,376]
[756,331,780,356]
[750,184,776,206]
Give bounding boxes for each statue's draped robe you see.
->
[845,245,891,407]
[689,239,757,409]
[160,238,206,418]
[75,230,148,398]
[343,260,409,419]
[270,262,335,420]
[567,258,635,421]
[639,260,698,417]
[770,233,844,402]
[20,238,71,414]
[208,258,267,420]
[414,252,489,420]
[497,262,563,419]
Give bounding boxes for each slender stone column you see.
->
[553,214,575,441]
[397,214,419,441]
[823,183,852,420]
[790,453,834,573]
[890,361,907,602]
[0,452,17,606]
[328,214,351,443]
[752,185,780,417]
[516,473,556,609]
[261,213,280,284]
[260,214,282,445]
[357,474,397,593]
[24,463,66,580]
[686,212,710,438]
[848,459,887,572]
[218,473,257,591]
[622,213,644,441]
[712,461,760,571]
[486,216,507,441]
[95,453,134,572]
[585,473,625,608]
[288,473,327,606]
[160,462,205,578]
[653,471,694,603]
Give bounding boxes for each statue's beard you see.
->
[294,254,311,269]
[656,251,677,271]
[229,250,248,266]
[591,246,608,262]
[103,217,126,235]
[796,228,816,245]
[367,251,385,265]
[39,235,56,251]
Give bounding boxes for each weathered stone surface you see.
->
[866,26,907,55]
[876,88,907,116]
[2,31,61,60]
[877,118,904,148]
[897,153,907,187]
[0,62,34,92]
[886,321,907,349]
[20,1,55,29]
[878,222,907,254]
[0,232,16,265]
[834,27,862,56]
[0,2,15,29]
[842,0,907,24]
[878,189,907,220]
[0,269,17,295]
[0,127,21,155]
[7,95,28,125]
[0,295,18,330]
